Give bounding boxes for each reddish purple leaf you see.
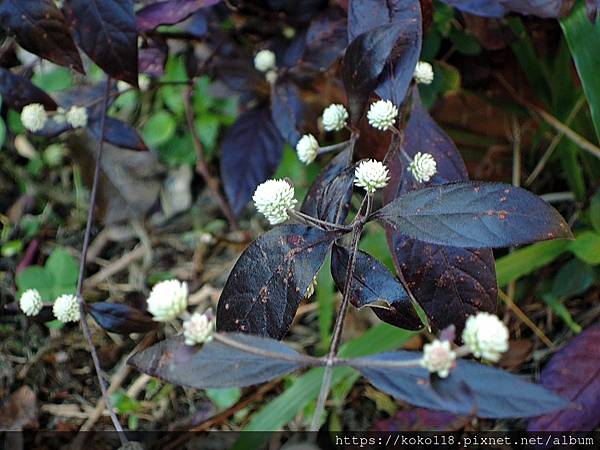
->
[0,68,57,111]
[440,0,575,18]
[528,322,600,431]
[270,81,303,146]
[303,7,347,70]
[374,408,465,431]
[136,0,221,31]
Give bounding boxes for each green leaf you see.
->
[16,266,54,300]
[542,294,582,333]
[317,256,334,354]
[561,1,600,141]
[45,248,79,287]
[590,189,600,234]
[568,231,600,265]
[496,240,570,287]
[205,387,242,410]
[143,112,176,147]
[551,258,595,298]
[0,117,5,149]
[32,67,73,92]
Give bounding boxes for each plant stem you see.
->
[288,209,353,232]
[75,78,126,442]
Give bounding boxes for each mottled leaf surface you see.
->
[331,245,422,330]
[0,68,57,111]
[354,352,567,418]
[375,182,572,248]
[303,7,347,70]
[88,302,157,334]
[528,322,600,431]
[64,0,138,85]
[136,0,221,31]
[0,0,83,72]
[270,81,303,146]
[220,107,284,217]
[129,333,306,388]
[216,225,337,339]
[301,146,354,224]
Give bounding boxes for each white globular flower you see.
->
[66,106,88,128]
[19,289,43,317]
[354,159,390,193]
[183,312,215,346]
[254,49,276,72]
[265,70,278,84]
[296,134,319,165]
[408,152,437,183]
[414,61,434,85]
[252,179,297,225]
[462,312,509,362]
[367,100,399,131]
[53,294,80,323]
[322,104,348,132]
[21,103,48,132]
[147,279,188,322]
[420,339,456,378]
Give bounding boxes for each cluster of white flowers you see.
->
[252,179,297,225]
[65,106,88,128]
[354,159,390,193]
[183,311,214,346]
[254,49,276,73]
[420,339,456,378]
[367,100,398,131]
[53,294,81,323]
[322,104,348,132]
[147,279,188,322]
[408,152,437,183]
[296,134,319,165]
[414,61,434,85]
[21,103,48,132]
[19,289,43,317]
[462,312,509,362]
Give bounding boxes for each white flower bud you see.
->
[20,289,43,317]
[367,100,398,131]
[183,312,215,346]
[295,134,319,165]
[408,152,437,183]
[254,49,276,72]
[147,279,188,322]
[420,339,456,378]
[53,294,80,323]
[66,106,88,128]
[354,159,390,193]
[322,104,348,132]
[252,179,297,225]
[265,70,278,84]
[21,103,48,132]
[462,312,509,362]
[414,61,434,85]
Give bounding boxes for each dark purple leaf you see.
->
[281,31,307,68]
[88,302,157,334]
[528,322,600,431]
[438,0,506,17]
[216,225,338,339]
[342,24,404,122]
[0,0,83,72]
[383,89,497,333]
[348,0,422,105]
[213,59,264,93]
[301,145,355,224]
[270,81,303,146]
[263,0,327,22]
[139,39,168,77]
[331,245,422,330]
[440,0,574,18]
[136,0,220,31]
[129,333,307,388]
[182,10,209,38]
[89,117,148,152]
[303,8,347,70]
[585,0,598,22]
[53,83,117,117]
[0,68,57,111]
[374,182,572,248]
[64,0,138,85]
[374,408,465,432]
[220,107,284,217]
[354,352,567,418]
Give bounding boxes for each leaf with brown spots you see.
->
[374,182,572,248]
[216,225,339,339]
[64,0,138,85]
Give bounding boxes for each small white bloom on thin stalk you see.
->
[254,49,276,72]
[53,294,80,323]
[354,159,390,193]
[414,61,434,85]
[183,312,215,346]
[19,289,43,317]
[21,103,48,132]
[420,339,456,378]
[408,152,437,183]
[146,279,188,322]
[462,312,509,362]
[296,134,319,165]
[367,100,399,131]
[252,179,297,225]
[304,276,318,299]
[265,70,278,84]
[66,106,88,128]
[322,103,348,132]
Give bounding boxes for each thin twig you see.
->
[507,116,521,303]
[74,78,126,442]
[183,84,239,230]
